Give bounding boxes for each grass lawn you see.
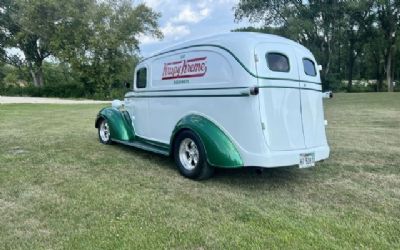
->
[0,93,399,249]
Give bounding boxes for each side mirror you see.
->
[318,65,323,71]
[124,81,131,89]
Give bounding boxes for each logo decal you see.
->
[162,57,207,80]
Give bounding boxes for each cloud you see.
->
[139,0,165,9]
[137,34,158,45]
[138,0,242,52]
[197,0,239,8]
[162,22,191,38]
[139,22,190,45]
[172,5,211,24]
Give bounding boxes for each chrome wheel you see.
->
[99,120,110,142]
[179,138,199,171]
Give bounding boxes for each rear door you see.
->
[255,43,305,151]
[294,49,327,148]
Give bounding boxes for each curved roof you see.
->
[141,32,312,70]
[138,32,320,85]
[158,32,307,53]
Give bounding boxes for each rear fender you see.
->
[171,114,243,168]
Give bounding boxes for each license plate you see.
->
[299,153,315,168]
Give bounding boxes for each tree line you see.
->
[234,0,400,92]
[1,0,399,99]
[0,0,161,99]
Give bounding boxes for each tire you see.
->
[98,119,113,145]
[173,130,214,180]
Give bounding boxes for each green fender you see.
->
[95,107,135,141]
[171,114,243,168]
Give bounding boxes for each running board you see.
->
[112,139,170,156]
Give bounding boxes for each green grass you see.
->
[0,93,399,249]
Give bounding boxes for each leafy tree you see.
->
[375,0,400,92]
[234,0,344,88]
[342,0,374,92]
[0,0,161,93]
[0,0,61,87]
[363,26,387,91]
[234,0,399,92]
[53,1,160,97]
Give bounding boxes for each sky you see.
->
[137,0,249,57]
[6,0,250,60]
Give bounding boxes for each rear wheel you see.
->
[174,130,214,180]
[98,119,113,144]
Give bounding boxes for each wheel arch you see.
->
[95,107,135,141]
[170,114,243,168]
[95,115,105,128]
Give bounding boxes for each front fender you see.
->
[95,107,135,141]
[171,114,243,168]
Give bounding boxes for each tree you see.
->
[53,1,162,97]
[363,26,386,91]
[234,0,345,89]
[375,0,400,92]
[342,0,374,92]
[234,0,400,92]
[0,0,162,91]
[0,0,61,87]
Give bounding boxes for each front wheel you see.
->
[174,130,214,180]
[98,119,113,144]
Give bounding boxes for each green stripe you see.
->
[112,139,170,156]
[132,86,249,93]
[140,44,322,85]
[135,136,170,150]
[258,77,321,85]
[258,86,322,92]
[125,86,321,98]
[125,94,249,98]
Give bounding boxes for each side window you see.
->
[303,58,317,76]
[136,68,147,88]
[266,53,290,72]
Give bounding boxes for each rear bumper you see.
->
[241,145,330,168]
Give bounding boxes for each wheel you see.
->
[173,130,214,180]
[98,119,113,144]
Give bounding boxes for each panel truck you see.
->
[95,32,330,180]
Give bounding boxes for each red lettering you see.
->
[162,57,208,80]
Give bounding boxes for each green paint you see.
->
[113,138,170,156]
[125,94,249,98]
[125,85,322,98]
[136,136,170,152]
[96,107,170,154]
[96,107,135,141]
[132,86,249,93]
[96,109,243,167]
[140,44,322,85]
[258,85,322,92]
[174,79,190,84]
[171,114,243,168]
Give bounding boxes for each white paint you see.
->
[125,32,330,168]
[111,100,123,109]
